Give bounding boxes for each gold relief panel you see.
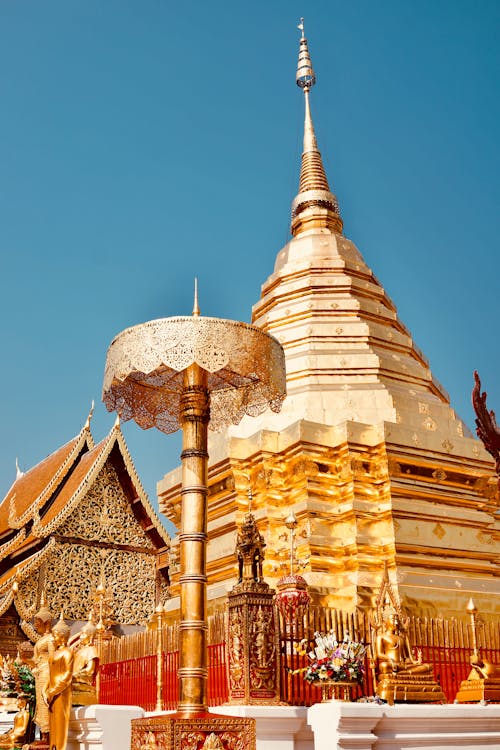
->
[57,463,155,548]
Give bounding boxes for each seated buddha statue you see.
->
[374,611,445,704]
[0,696,30,748]
[70,619,99,706]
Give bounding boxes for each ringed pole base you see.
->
[131,712,255,750]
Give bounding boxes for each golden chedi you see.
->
[159,20,498,623]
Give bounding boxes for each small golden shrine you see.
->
[0,408,170,649]
[227,491,280,704]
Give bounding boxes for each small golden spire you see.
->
[291,19,343,237]
[192,277,200,317]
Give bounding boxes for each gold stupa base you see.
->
[455,678,500,703]
[376,674,445,705]
[131,712,255,750]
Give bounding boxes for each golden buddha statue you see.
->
[455,599,500,703]
[44,614,74,750]
[0,696,30,748]
[32,596,53,745]
[374,611,445,704]
[69,618,99,706]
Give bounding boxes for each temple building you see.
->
[0,410,170,653]
[159,29,499,619]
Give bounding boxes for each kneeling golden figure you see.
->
[0,696,30,749]
[375,612,445,704]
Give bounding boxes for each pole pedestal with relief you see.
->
[103,304,285,750]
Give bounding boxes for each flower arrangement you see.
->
[294,630,367,684]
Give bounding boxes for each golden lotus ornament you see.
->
[103,305,285,749]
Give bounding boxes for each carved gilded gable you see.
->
[17,542,158,624]
[58,463,155,549]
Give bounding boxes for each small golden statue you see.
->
[455,599,500,703]
[32,595,53,745]
[234,490,267,591]
[371,566,445,704]
[69,617,99,706]
[0,696,30,748]
[44,614,74,750]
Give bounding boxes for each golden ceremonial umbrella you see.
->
[103,299,286,716]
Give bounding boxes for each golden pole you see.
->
[178,362,209,716]
[154,605,164,712]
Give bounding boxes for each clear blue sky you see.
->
[1,1,499,531]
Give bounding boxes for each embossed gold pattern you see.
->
[103,316,285,434]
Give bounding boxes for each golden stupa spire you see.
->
[291,19,343,237]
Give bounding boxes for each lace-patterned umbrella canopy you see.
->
[102,310,286,718]
[102,316,286,434]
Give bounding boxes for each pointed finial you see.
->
[15,458,24,480]
[466,597,477,614]
[113,413,120,429]
[296,19,315,90]
[291,20,343,237]
[192,277,200,317]
[84,400,95,429]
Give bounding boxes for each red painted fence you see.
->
[100,611,500,708]
[100,643,228,711]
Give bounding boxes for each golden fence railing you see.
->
[279,607,500,705]
[98,606,500,707]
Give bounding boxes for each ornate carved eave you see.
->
[114,428,170,548]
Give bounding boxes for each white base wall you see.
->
[308,702,500,750]
[211,705,313,750]
[68,704,144,750]
[63,702,500,750]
